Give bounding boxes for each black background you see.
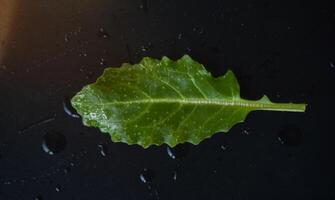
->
[0,0,334,199]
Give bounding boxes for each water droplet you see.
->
[3,181,11,185]
[99,58,107,66]
[166,144,189,159]
[141,46,148,52]
[63,166,71,174]
[177,33,183,40]
[34,195,43,200]
[42,132,67,155]
[98,144,107,157]
[193,27,205,35]
[97,28,110,39]
[242,129,250,135]
[278,125,303,146]
[55,185,61,192]
[64,34,69,43]
[140,42,152,52]
[63,97,79,118]
[139,168,155,183]
[139,0,148,13]
[173,171,177,181]
[166,146,176,159]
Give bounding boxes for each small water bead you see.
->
[99,58,107,66]
[97,144,107,157]
[242,129,250,135]
[34,195,43,200]
[55,185,61,192]
[64,34,69,43]
[139,168,155,183]
[278,125,303,146]
[63,166,71,174]
[166,146,176,159]
[166,144,189,159]
[97,28,110,39]
[177,33,183,40]
[42,132,67,155]
[173,171,177,181]
[139,0,148,13]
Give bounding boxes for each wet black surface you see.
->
[0,0,335,199]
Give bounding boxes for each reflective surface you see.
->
[0,0,334,199]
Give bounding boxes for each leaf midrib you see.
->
[98,98,306,112]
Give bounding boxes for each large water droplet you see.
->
[42,132,67,155]
[63,97,79,118]
[278,125,303,146]
[139,168,155,183]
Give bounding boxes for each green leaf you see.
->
[71,55,306,148]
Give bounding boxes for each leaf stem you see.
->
[250,101,307,112]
